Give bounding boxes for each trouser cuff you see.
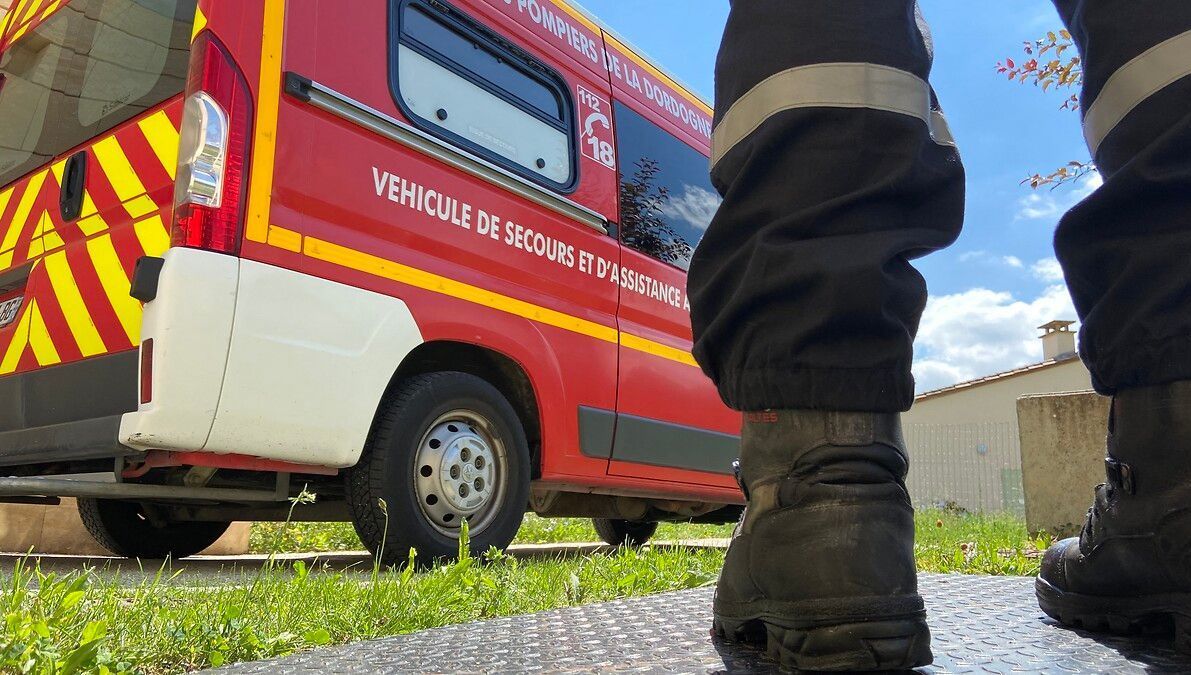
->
[713,364,915,413]
[1088,333,1191,395]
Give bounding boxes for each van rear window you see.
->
[0,0,195,189]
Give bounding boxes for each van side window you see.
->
[613,101,720,271]
[393,0,575,190]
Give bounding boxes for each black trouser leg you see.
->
[688,0,965,413]
[1052,1,1191,393]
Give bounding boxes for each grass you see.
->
[3,509,1050,674]
[249,514,734,554]
[915,508,1053,576]
[252,510,1049,577]
[1,540,723,674]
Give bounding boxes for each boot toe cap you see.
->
[1039,537,1079,590]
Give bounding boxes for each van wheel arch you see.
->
[385,341,543,476]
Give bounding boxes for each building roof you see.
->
[915,354,1081,401]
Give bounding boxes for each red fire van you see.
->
[0,0,742,561]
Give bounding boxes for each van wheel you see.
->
[593,518,659,547]
[76,498,230,559]
[346,372,531,566]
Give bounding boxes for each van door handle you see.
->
[59,151,87,222]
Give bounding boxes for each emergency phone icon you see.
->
[577,84,616,170]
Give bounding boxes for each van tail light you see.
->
[172,32,254,255]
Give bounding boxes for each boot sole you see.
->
[713,612,932,671]
[1035,576,1191,654]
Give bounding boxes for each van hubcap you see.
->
[414,410,505,536]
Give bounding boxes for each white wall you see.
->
[905,358,1092,427]
[903,358,1093,513]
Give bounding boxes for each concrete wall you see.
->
[0,499,250,556]
[1017,391,1111,537]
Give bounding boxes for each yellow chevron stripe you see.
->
[192,5,207,42]
[16,0,45,24]
[304,236,621,345]
[0,169,48,269]
[0,298,60,374]
[138,110,180,181]
[134,216,171,257]
[8,22,30,44]
[37,0,60,21]
[0,8,15,39]
[0,187,14,238]
[92,136,158,219]
[75,192,108,237]
[86,234,140,344]
[43,251,106,357]
[26,210,64,258]
[245,0,287,243]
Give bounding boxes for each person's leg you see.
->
[1038,0,1191,652]
[688,1,964,670]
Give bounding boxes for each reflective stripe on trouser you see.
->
[1052,1,1191,393]
[688,0,965,412]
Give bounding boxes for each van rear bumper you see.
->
[0,351,139,467]
[120,248,424,468]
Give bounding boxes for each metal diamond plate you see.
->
[215,573,1191,674]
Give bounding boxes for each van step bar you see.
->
[0,476,290,503]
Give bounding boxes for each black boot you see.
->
[1037,382,1191,653]
[713,410,932,671]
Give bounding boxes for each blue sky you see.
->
[581,0,1095,391]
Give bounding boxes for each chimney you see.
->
[1039,320,1076,361]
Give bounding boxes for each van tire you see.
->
[76,498,231,559]
[346,372,531,566]
[593,518,659,547]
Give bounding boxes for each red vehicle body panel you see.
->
[0,0,743,505]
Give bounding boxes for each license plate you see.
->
[0,295,23,329]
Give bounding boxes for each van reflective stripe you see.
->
[86,234,141,344]
[0,189,12,225]
[0,298,60,374]
[191,5,207,43]
[304,236,621,345]
[26,211,64,258]
[92,136,159,219]
[138,111,181,180]
[134,215,172,256]
[0,170,48,269]
[1083,30,1191,157]
[43,251,107,357]
[244,0,288,244]
[710,62,956,169]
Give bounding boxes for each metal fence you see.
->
[904,422,1024,515]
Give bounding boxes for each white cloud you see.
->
[957,250,1026,270]
[1031,257,1064,283]
[913,284,1078,393]
[660,185,721,231]
[1015,171,1103,222]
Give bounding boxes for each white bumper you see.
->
[120,248,423,467]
